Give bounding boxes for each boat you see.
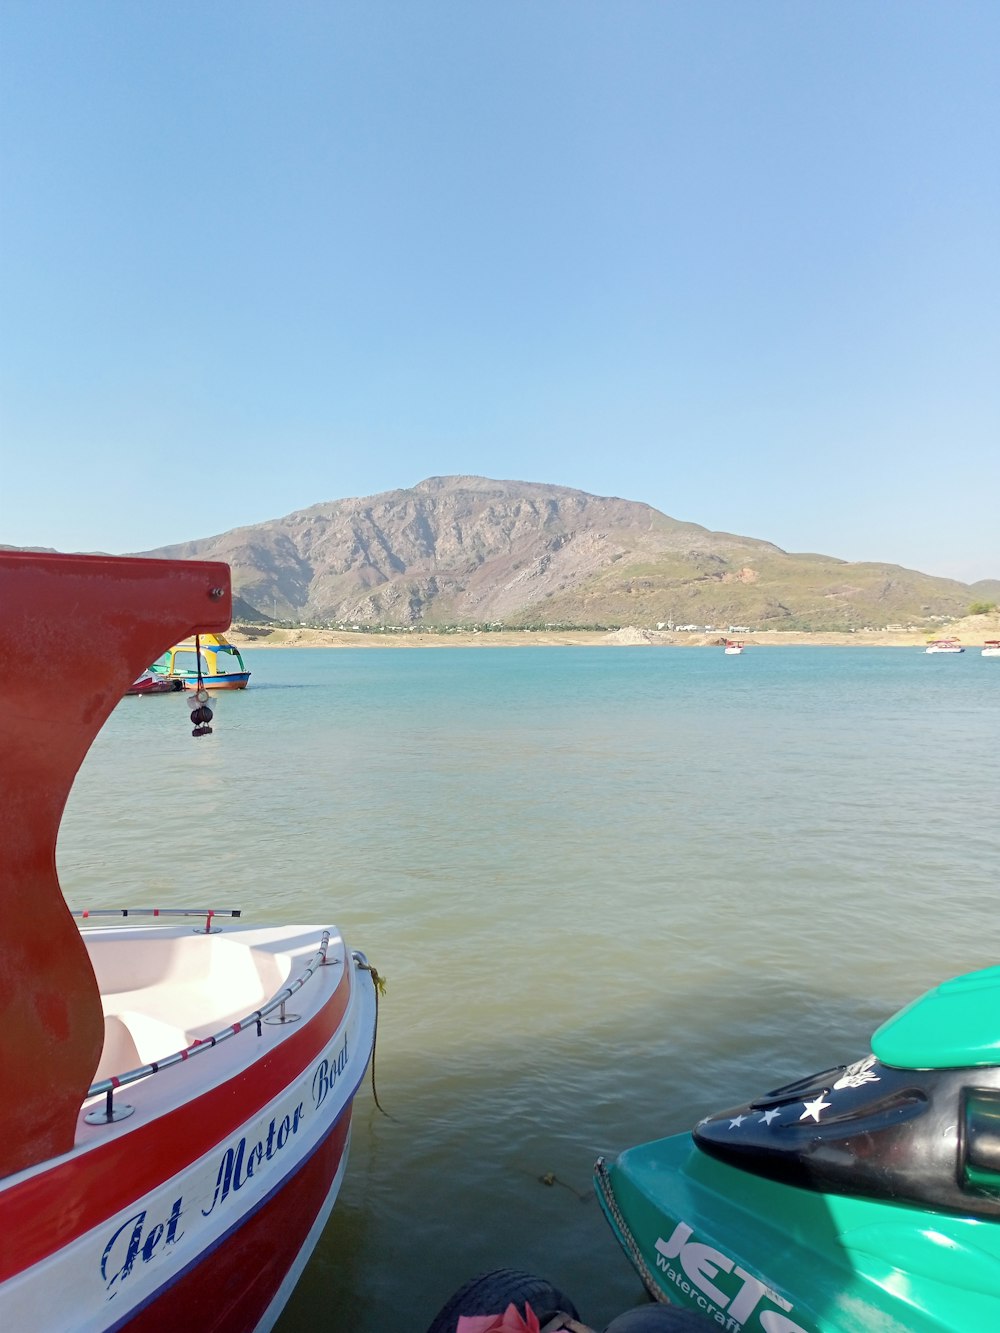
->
[125,669,183,695]
[924,637,964,653]
[149,631,252,689]
[0,550,379,1332]
[594,966,1000,1332]
[982,640,1000,657]
[723,640,744,655]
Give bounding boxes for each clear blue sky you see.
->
[1,1,997,582]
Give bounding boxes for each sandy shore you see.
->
[229,615,1000,650]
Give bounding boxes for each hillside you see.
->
[136,476,991,630]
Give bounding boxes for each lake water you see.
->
[59,646,1000,1332]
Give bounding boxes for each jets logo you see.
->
[833,1055,880,1090]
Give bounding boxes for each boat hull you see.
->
[596,1133,1000,1333]
[0,925,376,1332]
[146,671,250,689]
[114,1109,352,1333]
[125,679,183,695]
[178,673,251,690]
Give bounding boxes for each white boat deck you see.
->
[88,929,294,1076]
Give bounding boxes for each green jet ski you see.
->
[595,965,1000,1332]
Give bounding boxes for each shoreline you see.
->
[228,618,1000,650]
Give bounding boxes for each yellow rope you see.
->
[355,960,390,1117]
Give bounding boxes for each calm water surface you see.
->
[59,647,1000,1331]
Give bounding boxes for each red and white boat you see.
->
[925,637,964,653]
[982,640,1000,658]
[0,551,379,1332]
[125,669,183,695]
[722,639,745,655]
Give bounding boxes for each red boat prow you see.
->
[0,553,232,1177]
[0,550,377,1332]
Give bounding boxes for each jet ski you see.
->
[595,964,1000,1331]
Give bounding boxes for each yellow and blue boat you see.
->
[149,632,251,690]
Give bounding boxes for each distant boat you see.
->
[149,632,251,689]
[925,638,964,654]
[983,640,1000,658]
[723,639,745,655]
[125,670,183,696]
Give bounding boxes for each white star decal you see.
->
[760,1109,780,1125]
[800,1095,831,1123]
[729,1114,747,1129]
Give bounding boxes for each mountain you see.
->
[135,476,990,630]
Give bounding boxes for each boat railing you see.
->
[73,906,242,934]
[79,918,351,1125]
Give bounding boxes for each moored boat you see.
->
[150,631,252,689]
[0,551,378,1332]
[722,640,744,655]
[924,637,964,653]
[125,669,183,695]
[594,967,1000,1331]
[982,640,1000,657]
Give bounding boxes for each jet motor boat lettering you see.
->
[203,1032,349,1218]
[654,1221,808,1333]
[312,1035,350,1109]
[101,1198,185,1296]
[99,1032,350,1296]
[201,1102,307,1218]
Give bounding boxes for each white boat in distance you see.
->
[723,639,745,654]
[925,638,965,653]
[982,640,1000,657]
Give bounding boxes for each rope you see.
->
[187,636,215,736]
[593,1156,670,1304]
[539,1171,589,1201]
[354,958,391,1117]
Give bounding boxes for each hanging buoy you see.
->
[188,695,214,738]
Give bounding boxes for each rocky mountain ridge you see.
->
[134,476,996,630]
